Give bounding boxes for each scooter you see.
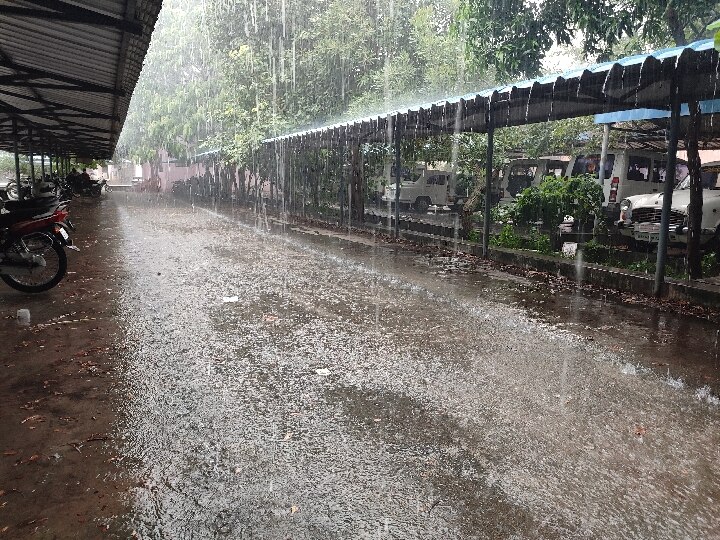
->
[0,198,76,293]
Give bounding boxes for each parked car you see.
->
[616,161,720,248]
[381,161,465,213]
[498,156,569,205]
[565,149,688,219]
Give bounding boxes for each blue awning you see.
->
[595,99,720,124]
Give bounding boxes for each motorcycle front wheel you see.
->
[1,237,67,293]
[5,182,18,200]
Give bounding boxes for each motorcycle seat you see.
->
[4,198,58,212]
[0,207,50,227]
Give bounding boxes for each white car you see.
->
[617,162,720,247]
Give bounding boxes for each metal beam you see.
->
[0,79,121,94]
[0,88,119,120]
[0,2,143,35]
[0,58,126,96]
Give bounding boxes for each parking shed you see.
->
[0,0,163,160]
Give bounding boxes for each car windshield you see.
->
[677,170,720,190]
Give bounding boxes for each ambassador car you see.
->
[616,162,720,248]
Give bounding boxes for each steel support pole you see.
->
[598,123,610,186]
[394,119,402,239]
[12,118,20,198]
[653,89,682,297]
[28,128,35,197]
[482,109,494,258]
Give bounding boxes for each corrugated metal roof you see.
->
[0,0,163,159]
[264,39,720,146]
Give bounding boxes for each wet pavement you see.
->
[108,192,720,539]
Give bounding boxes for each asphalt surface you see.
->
[110,193,719,539]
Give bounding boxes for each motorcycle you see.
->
[4,177,33,201]
[74,179,109,198]
[0,198,76,293]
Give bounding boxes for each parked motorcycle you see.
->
[74,179,109,198]
[4,177,32,201]
[0,198,76,293]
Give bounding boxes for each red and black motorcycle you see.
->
[0,198,76,293]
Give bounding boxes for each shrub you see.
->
[513,173,602,229]
[530,229,552,254]
[491,204,515,224]
[702,252,719,277]
[490,224,523,249]
[582,238,610,263]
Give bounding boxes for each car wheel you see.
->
[414,197,429,213]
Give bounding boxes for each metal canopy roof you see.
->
[594,99,720,152]
[0,0,163,159]
[265,39,720,147]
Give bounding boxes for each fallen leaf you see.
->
[634,425,647,437]
[283,432,293,441]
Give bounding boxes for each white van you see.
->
[381,161,462,212]
[498,156,569,204]
[565,149,689,217]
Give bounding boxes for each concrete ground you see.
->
[1,192,719,539]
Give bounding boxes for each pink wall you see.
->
[140,149,212,192]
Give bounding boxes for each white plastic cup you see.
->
[16,309,30,325]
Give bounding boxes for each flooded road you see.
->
[113,194,720,539]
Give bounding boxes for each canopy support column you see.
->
[393,118,402,239]
[483,108,494,258]
[653,87,682,297]
[12,118,20,199]
[28,127,36,197]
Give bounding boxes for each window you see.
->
[506,165,536,197]
[653,161,689,184]
[570,154,615,179]
[436,175,446,186]
[626,156,651,182]
[701,168,720,189]
[543,161,566,178]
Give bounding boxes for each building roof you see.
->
[0,0,163,159]
[264,39,720,147]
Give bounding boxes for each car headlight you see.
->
[619,199,632,221]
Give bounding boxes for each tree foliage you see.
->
[458,0,720,80]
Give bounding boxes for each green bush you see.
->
[530,229,552,254]
[491,204,515,224]
[702,252,719,276]
[581,239,610,263]
[628,259,655,274]
[468,228,481,243]
[513,174,602,229]
[490,224,523,249]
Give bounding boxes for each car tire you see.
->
[414,197,429,213]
